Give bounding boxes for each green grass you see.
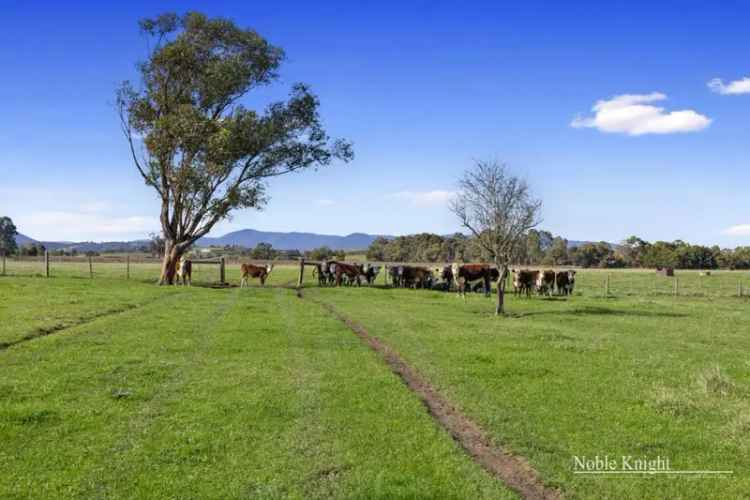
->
[3,269,750,498]
[1,261,318,289]
[0,277,512,499]
[0,278,177,346]
[306,283,750,498]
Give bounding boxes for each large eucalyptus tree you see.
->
[118,12,352,284]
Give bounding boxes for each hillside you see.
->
[197,229,389,251]
[14,230,607,253]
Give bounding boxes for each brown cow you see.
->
[451,264,498,297]
[399,266,433,289]
[240,263,274,287]
[512,269,539,297]
[329,261,364,287]
[536,270,556,296]
[555,270,576,296]
[175,257,192,286]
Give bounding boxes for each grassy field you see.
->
[0,277,511,499]
[2,267,749,498]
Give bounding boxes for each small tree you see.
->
[450,160,541,315]
[118,12,353,284]
[148,232,166,258]
[0,216,18,256]
[250,242,275,260]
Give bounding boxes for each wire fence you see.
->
[1,255,748,298]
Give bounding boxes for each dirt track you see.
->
[304,292,562,500]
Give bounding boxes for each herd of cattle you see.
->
[312,261,577,297]
[175,256,576,296]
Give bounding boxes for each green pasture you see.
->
[1,268,749,498]
[0,277,510,499]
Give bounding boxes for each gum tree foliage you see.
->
[117,12,353,284]
[0,216,18,255]
[450,160,542,315]
[250,242,276,260]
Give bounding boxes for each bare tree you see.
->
[450,160,542,315]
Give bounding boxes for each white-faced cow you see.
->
[362,264,382,285]
[512,269,539,297]
[536,270,556,296]
[555,270,576,296]
[312,261,335,286]
[175,257,192,286]
[240,263,274,287]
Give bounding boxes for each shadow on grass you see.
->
[510,305,687,319]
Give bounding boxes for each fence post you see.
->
[1,252,5,276]
[383,265,388,286]
[605,274,610,297]
[739,281,744,298]
[126,255,130,280]
[220,257,226,285]
[673,277,679,297]
[45,250,50,278]
[297,258,305,288]
[88,256,93,279]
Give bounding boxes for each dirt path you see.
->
[305,293,561,500]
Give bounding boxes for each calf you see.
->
[536,270,556,296]
[175,257,192,286]
[240,263,274,287]
[555,270,576,296]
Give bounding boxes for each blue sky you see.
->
[0,1,748,246]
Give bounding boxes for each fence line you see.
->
[0,257,748,298]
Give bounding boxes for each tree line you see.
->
[365,230,750,270]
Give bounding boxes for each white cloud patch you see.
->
[723,224,750,237]
[571,93,711,136]
[388,190,455,207]
[708,77,750,95]
[17,211,159,241]
[314,199,336,207]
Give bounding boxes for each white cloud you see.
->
[388,190,455,207]
[17,211,159,241]
[314,199,336,207]
[708,77,750,95]
[723,224,750,237]
[571,92,711,136]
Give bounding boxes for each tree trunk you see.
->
[495,266,509,316]
[159,241,184,285]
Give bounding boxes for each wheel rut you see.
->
[1,293,181,352]
[302,291,562,500]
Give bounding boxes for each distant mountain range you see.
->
[14,230,605,253]
[14,234,150,253]
[197,229,389,250]
[14,229,389,252]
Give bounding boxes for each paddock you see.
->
[2,271,749,499]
